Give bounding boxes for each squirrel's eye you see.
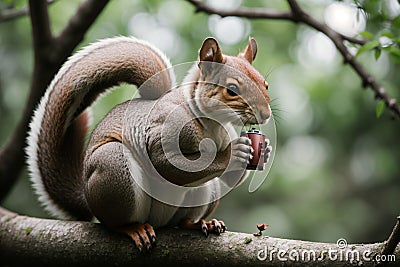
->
[226,83,240,96]
[264,81,269,91]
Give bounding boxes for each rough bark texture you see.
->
[0,208,398,266]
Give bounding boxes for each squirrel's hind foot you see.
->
[115,223,156,252]
[179,218,226,237]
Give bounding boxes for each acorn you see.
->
[253,223,269,236]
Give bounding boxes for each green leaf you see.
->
[376,100,385,118]
[374,48,382,60]
[381,32,394,39]
[363,0,381,14]
[392,15,400,28]
[356,40,380,57]
[389,46,400,56]
[360,31,374,39]
[389,47,400,63]
[382,45,392,51]
[388,46,400,60]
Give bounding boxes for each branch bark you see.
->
[52,0,109,63]
[0,207,398,267]
[0,0,56,23]
[186,0,400,119]
[382,216,400,257]
[0,0,54,203]
[0,6,30,23]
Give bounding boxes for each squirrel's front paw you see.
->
[229,136,253,170]
[264,138,273,163]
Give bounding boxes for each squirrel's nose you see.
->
[258,105,271,124]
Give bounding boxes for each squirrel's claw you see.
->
[116,223,156,252]
[211,219,221,235]
[264,138,272,163]
[219,220,227,233]
[201,220,209,237]
[180,218,226,237]
[204,219,226,236]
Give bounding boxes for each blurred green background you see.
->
[1,0,399,245]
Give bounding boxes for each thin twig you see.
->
[381,216,400,256]
[186,0,400,119]
[52,0,109,61]
[0,0,56,23]
[187,0,293,20]
[0,6,29,22]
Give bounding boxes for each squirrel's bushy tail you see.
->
[26,36,175,220]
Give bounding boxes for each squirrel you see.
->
[27,36,271,251]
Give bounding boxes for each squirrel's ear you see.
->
[239,37,258,64]
[199,37,224,63]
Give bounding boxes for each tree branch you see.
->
[0,0,54,202]
[382,216,400,257]
[187,0,293,21]
[29,0,53,56]
[52,0,109,62]
[186,0,366,45]
[285,0,400,119]
[0,0,110,202]
[0,6,29,22]
[186,0,400,119]
[0,207,397,267]
[0,0,56,23]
